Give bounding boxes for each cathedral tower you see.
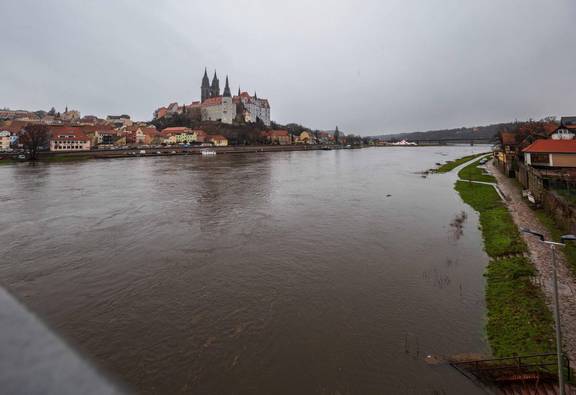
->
[210,71,220,98]
[223,76,231,97]
[201,68,210,103]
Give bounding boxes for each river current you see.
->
[0,146,491,394]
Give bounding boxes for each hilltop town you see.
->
[0,69,366,160]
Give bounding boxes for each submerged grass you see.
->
[434,152,488,173]
[0,159,18,165]
[457,158,496,183]
[454,180,555,357]
[455,181,525,257]
[41,155,92,162]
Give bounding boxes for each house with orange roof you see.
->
[264,130,291,145]
[523,140,576,168]
[190,129,207,143]
[207,135,228,146]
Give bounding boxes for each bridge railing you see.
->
[450,353,571,384]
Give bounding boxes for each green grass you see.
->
[458,158,496,183]
[554,189,576,207]
[454,180,555,358]
[535,209,576,277]
[455,181,525,257]
[434,152,488,173]
[0,159,18,165]
[485,256,556,357]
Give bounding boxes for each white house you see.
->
[0,131,11,151]
[50,131,91,151]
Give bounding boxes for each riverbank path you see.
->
[487,161,576,366]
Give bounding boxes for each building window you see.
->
[531,153,550,165]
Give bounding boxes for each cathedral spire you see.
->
[210,70,220,97]
[223,76,231,97]
[254,91,257,100]
[238,86,241,96]
[201,67,211,103]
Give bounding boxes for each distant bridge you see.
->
[410,138,497,145]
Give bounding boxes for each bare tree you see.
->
[20,124,50,161]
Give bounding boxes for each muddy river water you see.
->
[0,146,491,394]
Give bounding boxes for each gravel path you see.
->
[487,161,576,365]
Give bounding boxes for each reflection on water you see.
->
[1,147,491,394]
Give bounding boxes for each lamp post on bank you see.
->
[521,228,576,395]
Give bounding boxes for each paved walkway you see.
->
[487,161,576,365]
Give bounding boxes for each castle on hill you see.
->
[154,69,270,126]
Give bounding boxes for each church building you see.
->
[200,69,270,126]
[153,69,271,126]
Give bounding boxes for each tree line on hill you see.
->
[150,111,368,145]
[373,122,518,142]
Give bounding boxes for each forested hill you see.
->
[372,122,515,141]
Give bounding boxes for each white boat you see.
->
[201,149,217,156]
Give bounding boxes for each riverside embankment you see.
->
[1,144,349,163]
[446,155,561,361]
[487,160,576,367]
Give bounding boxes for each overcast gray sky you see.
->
[1,0,575,135]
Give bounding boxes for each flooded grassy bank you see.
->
[453,159,555,357]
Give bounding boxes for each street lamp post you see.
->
[521,228,575,395]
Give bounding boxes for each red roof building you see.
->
[523,140,576,168]
[523,140,576,154]
[50,130,91,152]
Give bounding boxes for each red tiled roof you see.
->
[523,139,576,154]
[201,97,222,106]
[140,127,158,136]
[268,130,289,137]
[162,127,190,133]
[50,130,90,142]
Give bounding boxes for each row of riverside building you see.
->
[0,121,346,153]
[0,123,231,153]
[495,116,576,203]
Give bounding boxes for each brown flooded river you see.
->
[1,147,492,394]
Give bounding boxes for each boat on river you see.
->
[201,149,217,156]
